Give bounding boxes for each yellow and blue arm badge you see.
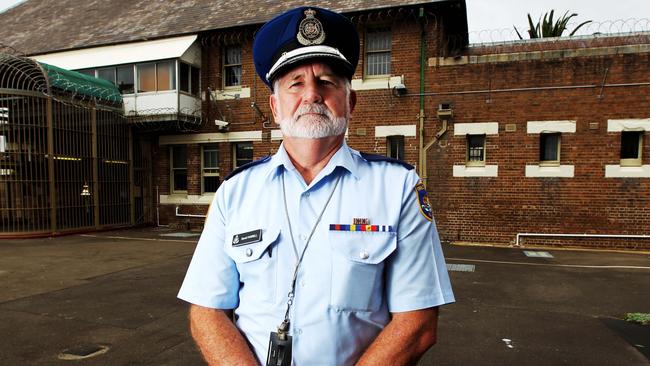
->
[414,180,433,221]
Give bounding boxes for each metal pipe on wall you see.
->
[515,232,650,246]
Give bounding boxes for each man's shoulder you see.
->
[358,152,414,171]
[224,156,272,181]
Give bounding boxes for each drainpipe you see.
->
[417,7,426,177]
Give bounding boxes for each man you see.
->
[178,6,454,365]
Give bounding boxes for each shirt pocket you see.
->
[225,227,280,303]
[329,230,397,312]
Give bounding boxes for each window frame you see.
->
[386,135,405,161]
[201,144,220,194]
[364,26,392,78]
[232,142,253,169]
[539,133,561,166]
[170,145,188,194]
[223,45,243,88]
[620,130,644,167]
[179,62,201,97]
[466,134,486,167]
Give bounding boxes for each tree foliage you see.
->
[515,10,592,39]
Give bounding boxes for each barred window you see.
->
[224,45,242,87]
[202,145,220,193]
[365,27,391,76]
[466,134,486,166]
[540,133,561,165]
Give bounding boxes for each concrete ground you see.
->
[0,228,648,365]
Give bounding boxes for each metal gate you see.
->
[0,53,133,236]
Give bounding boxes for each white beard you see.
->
[278,103,348,139]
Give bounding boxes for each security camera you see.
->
[392,83,407,96]
[214,119,230,129]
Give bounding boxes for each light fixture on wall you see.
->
[80,182,91,196]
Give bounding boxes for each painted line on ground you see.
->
[80,234,197,243]
[446,257,650,270]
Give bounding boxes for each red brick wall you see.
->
[155,12,650,249]
[427,49,650,250]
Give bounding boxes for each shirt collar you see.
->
[265,140,360,182]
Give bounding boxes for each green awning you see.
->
[38,62,122,105]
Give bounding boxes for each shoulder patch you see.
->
[360,152,414,170]
[225,156,271,181]
[414,180,433,221]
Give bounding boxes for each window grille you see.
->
[467,135,486,166]
[365,27,391,76]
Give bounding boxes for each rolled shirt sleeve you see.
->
[385,170,455,312]
[177,185,240,309]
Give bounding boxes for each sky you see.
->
[1,0,649,43]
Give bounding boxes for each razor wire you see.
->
[469,18,650,45]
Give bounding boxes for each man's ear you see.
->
[349,89,357,115]
[269,93,280,125]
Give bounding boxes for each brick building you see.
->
[1,0,648,249]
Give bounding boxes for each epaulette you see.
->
[225,156,272,181]
[360,152,414,170]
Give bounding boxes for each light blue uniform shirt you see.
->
[178,142,454,365]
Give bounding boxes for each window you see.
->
[77,69,95,77]
[223,45,242,87]
[620,131,643,166]
[540,133,561,166]
[202,145,220,193]
[96,67,116,84]
[116,65,135,94]
[387,135,404,160]
[156,60,175,91]
[137,63,156,92]
[365,27,391,76]
[137,61,176,92]
[466,134,486,166]
[171,145,188,193]
[233,142,253,168]
[180,62,200,96]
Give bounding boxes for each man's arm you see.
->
[356,307,439,366]
[189,304,258,365]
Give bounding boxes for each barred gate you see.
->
[0,53,133,236]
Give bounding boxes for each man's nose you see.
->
[301,81,323,104]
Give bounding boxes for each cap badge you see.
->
[297,9,325,46]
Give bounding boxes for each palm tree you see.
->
[515,10,592,39]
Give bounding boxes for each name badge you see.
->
[232,229,263,246]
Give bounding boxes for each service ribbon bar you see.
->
[329,224,393,232]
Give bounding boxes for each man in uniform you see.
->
[178,6,454,366]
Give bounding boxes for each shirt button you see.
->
[300,281,306,288]
[360,250,369,260]
[297,329,303,335]
[300,234,307,241]
[245,248,253,257]
[304,192,310,197]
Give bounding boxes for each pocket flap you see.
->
[329,231,397,264]
[225,227,280,263]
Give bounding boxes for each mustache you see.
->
[294,103,334,120]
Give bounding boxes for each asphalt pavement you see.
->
[0,228,648,365]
